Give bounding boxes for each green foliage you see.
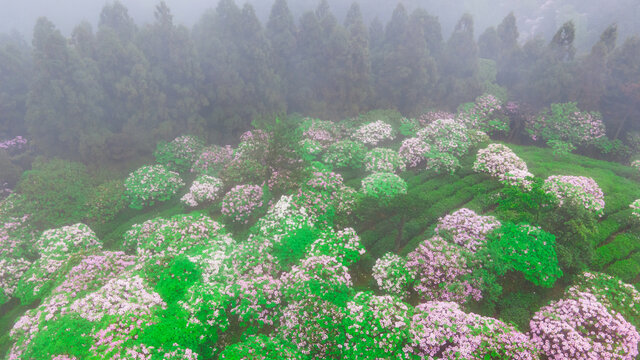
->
[124,165,184,210]
[272,224,321,271]
[322,140,367,170]
[17,157,91,229]
[23,314,95,359]
[484,222,562,288]
[547,139,575,157]
[84,180,126,225]
[155,256,202,304]
[219,334,307,360]
[606,252,640,283]
[594,233,640,270]
[361,172,408,204]
[496,177,555,223]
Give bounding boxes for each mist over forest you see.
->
[2,1,640,359]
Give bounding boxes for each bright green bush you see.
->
[219,334,307,360]
[594,234,640,270]
[154,135,204,173]
[124,165,185,210]
[22,314,95,359]
[84,180,126,225]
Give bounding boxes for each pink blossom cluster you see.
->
[352,120,395,146]
[631,160,640,172]
[226,274,282,329]
[178,282,230,338]
[36,223,101,258]
[543,175,605,215]
[424,151,462,175]
[527,104,606,145]
[0,258,31,301]
[409,301,540,359]
[417,118,470,157]
[156,135,204,169]
[398,137,430,169]
[281,255,352,300]
[435,208,501,252]
[237,129,270,159]
[364,148,406,173]
[473,143,533,186]
[293,187,336,221]
[221,184,264,224]
[0,135,27,150]
[255,195,315,241]
[343,292,412,359]
[417,111,455,126]
[124,165,185,209]
[306,170,344,193]
[372,253,416,298]
[69,274,166,322]
[407,236,482,304]
[191,145,234,175]
[90,314,157,359]
[180,175,224,207]
[631,199,640,220]
[458,94,503,130]
[0,209,34,258]
[229,235,279,279]
[321,139,367,169]
[529,291,639,359]
[278,297,344,358]
[300,118,340,147]
[306,227,366,267]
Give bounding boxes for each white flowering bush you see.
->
[180,175,224,207]
[473,143,533,187]
[361,172,407,203]
[543,175,605,216]
[124,165,185,210]
[352,120,395,146]
[35,223,101,258]
[372,253,416,298]
[417,118,471,157]
[398,137,430,169]
[364,148,406,173]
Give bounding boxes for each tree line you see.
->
[0,0,639,162]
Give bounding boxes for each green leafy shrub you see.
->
[17,157,91,229]
[154,135,204,173]
[84,180,126,225]
[594,233,640,270]
[124,165,184,210]
[606,253,640,283]
[322,140,367,169]
[361,172,407,204]
[155,256,202,304]
[22,314,95,359]
[219,334,307,360]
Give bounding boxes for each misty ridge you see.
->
[0,0,639,165]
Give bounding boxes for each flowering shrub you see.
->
[423,150,461,175]
[124,165,184,210]
[0,258,31,304]
[191,145,233,175]
[84,180,126,225]
[322,140,367,169]
[372,253,416,298]
[485,222,562,288]
[236,129,270,160]
[281,255,352,302]
[177,282,230,347]
[226,274,282,331]
[632,160,640,172]
[299,118,340,147]
[398,137,430,169]
[0,196,36,259]
[631,199,640,220]
[417,118,471,157]
[417,111,455,126]
[364,148,406,173]
[221,184,264,224]
[36,223,101,259]
[342,292,412,359]
[361,172,407,203]
[473,143,533,186]
[352,120,395,146]
[458,94,509,135]
[306,227,365,267]
[409,301,541,359]
[529,292,640,359]
[543,175,605,216]
[180,175,224,207]
[435,208,500,252]
[526,102,606,146]
[0,135,27,150]
[154,135,204,173]
[407,236,482,304]
[219,335,306,359]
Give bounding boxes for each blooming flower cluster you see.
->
[526,102,606,145]
[236,129,270,160]
[306,227,365,267]
[281,255,352,304]
[473,143,533,187]
[529,291,639,359]
[372,253,416,298]
[417,118,471,157]
[0,135,27,150]
[300,118,340,147]
[407,236,482,304]
[435,208,501,252]
[154,135,204,173]
[124,165,185,210]
[322,139,367,169]
[0,198,35,259]
[352,120,395,146]
[221,184,264,224]
[191,145,234,175]
[398,137,430,169]
[361,172,407,203]
[226,274,282,331]
[417,111,455,126]
[364,148,406,173]
[35,223,101,258]
[631,199,640,220]
[0,258,31,304]
[543,175,605,215]
[409,301,540,359]
[458,94,508,135]
[343,292,413,359]
[180,175,224,207]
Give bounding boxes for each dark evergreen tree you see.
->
[0,33,32,138]
[266,0,297,110]
[341,2,372,116]
[550,21,576,62]
[478,27,500,60]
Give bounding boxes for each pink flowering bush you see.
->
[352,120,395,146]
[154,135,204,173]
[407,236,482,304]
[221,184,264,224]
[35,223,101,258]
[191,145,234,175]
[409,301,541,359]
[417,111,455,126]
[473,143,533,187]
[364,148,406,173]
[180,175,224,207]
[372,253,416,298]
[236,129,270,160]
[177,282,231,347]
[299,118,340,148]
[281,255,352,302]
[0,195,36,259]
[526,102,606,146]
[226,274,282,332]
[306,227,365,267]
[435,208,501,252]
[529,291,640,359]
[631,199,640,220]
[543,175,605,216]
[342,292,413,359]
[361,172,407,203]
[417,118,471,157]
[124,165,185,210]
[322,139,367,169]
[398,137,430,169]
[0,258,31,304]
[0,135,27,150]
[458,94,509,136]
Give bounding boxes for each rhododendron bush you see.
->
[124,165,185,210]
[458,93,509,136]
[191,145,234,175]
[221,184,265,224]
[526,102,606,146]
[543,175,605,215]
[154,135,204,173]
[473,143,533,186]
[631,199,640,220]
[180,175,224,207]
[361,172,407,203]
[364,147,405,173]
[352,120,395,146]
[372,253,416,298]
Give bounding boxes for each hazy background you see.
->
[2,0,639,50]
